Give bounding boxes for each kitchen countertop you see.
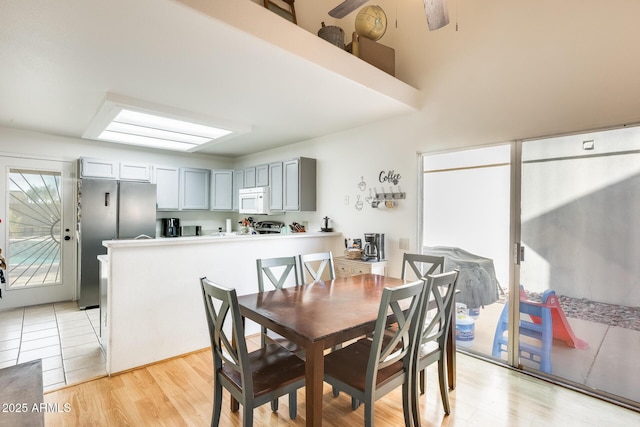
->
[103,231,342,248]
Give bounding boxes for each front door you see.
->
[0,156,76,309]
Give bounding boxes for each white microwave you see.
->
[239,187,271,215]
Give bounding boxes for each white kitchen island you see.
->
[102,232,344,374]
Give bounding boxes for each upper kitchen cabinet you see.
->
[244,167,256,188]
[80,158,152,182]
[119,162,152,182]
[210,169,233,211]
[80,157,119,179]
[269,161,283,211]
[284,157,316,211]
[232,169,244,211]
[180,167,210,210]
[255,164,269,187]
[154,166,180,210]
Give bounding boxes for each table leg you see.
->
[305,340,324,427]
[447,308,456,390]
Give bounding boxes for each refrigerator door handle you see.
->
[105,192,110,207]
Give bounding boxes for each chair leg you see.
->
[270,398,278,412]
[288,391,297,419]
[332,386,339,397]
[402,379,414,427]
[438,358,451,415]
[242,405,253,427]
[212,382,223,426]
[364,403,374,427]
[261,327,267,348]
[352,397,361,410]
[412,371,420,427]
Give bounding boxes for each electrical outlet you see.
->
[399,238,410,250]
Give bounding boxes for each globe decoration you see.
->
[354,5,387,41]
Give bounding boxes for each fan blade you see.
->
[329,0,370,19]
[424,0,449,31]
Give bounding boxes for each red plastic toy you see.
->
[521,286,589,350]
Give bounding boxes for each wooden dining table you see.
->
[236,273,457,427]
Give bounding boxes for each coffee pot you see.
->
[321,216,333,232]
[161,218,180,237]
[363,233,385,261]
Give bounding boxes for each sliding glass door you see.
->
[421,144,513,360]
[519,127,640,406]
[422,125,640,409]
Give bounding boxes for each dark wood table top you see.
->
[237,273,409,347]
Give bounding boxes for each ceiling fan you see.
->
[328,0,368,18]
[328,0,449,31]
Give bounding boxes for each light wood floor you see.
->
[44,341,640,426]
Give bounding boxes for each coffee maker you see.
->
[363,233,385,261]
[161,218,180,237]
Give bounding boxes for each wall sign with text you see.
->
[379,170,401,185]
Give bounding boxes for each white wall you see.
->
[291,0,640,149]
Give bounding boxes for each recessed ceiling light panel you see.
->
[83,93,245,152]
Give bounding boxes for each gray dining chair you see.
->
[412,269,459,423]
[256,256,302,352]
[200,277,305,427]
[298,251,335,283]
[323,279,428,427]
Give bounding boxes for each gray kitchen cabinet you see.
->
[119,161,152,182]
[244,167,256,188]
[80,157,119,179]
[256,164,269,187]
[284,157,316,211]
[269,161,283,211]
[210,169,234,211]
[180,167,210,210]
[232,169,244,211]
[154,165,180,210]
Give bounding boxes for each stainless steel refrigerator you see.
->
[77,179,157,308]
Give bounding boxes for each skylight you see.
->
[83,94,239,152]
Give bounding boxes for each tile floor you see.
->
[0,302,106,392]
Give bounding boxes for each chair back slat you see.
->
[401,253,445,282]
[419,270,459,349]
[257,256,300,292]
[298,252,335,283]
[367,280,428,380]
[200,277,252,395]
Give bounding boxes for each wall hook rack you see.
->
[370,187,406,208]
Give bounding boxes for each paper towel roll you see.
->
[226,219,232,233]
